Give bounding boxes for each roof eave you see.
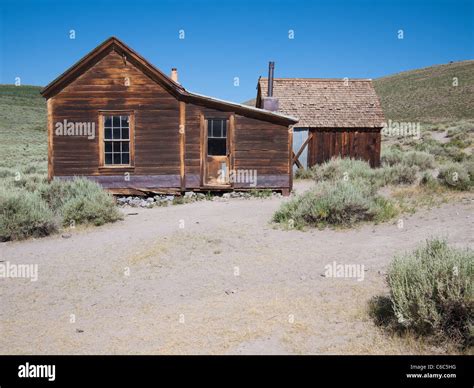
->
[183,91,298,125]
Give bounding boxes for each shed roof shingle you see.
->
[258,78,385,128]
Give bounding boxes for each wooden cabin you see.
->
[41,37,298,195]
[256,64,385,169]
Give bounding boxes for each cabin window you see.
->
[207,119,227,156]
[103,114,132,165]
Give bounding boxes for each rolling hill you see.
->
[374,60,474,124]
[0,85,47,172]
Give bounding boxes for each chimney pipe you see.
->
[262,61,279,112]
[171,68,178,83]
[267,61,275,97]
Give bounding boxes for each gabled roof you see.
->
[257,78,385,128]
[41,37,297,125]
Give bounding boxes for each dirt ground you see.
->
[1,180,473,355]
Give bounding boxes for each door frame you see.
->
[200,114,234,188]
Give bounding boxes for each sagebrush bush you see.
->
[0,167,15,178]
[312,158,374,183]
[310,157,419,189]
[414,139,467,162]
[420,171,439,189]
[463,159,474,185]
[8,173,48,192]
[273,179,397,228]
[438,162,471,191]
[294,168,314,179]
[36,179,71,213]
[59,178,122,226]
[382,149,435,170]
[0,187,57,241]
[403,151,436,170]
[0,178,122,240]
[381,148,404,166]
[377,164,419,185]
[387,239,473,345]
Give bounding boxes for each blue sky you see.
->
[1,0,472,102]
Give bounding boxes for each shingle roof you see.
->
[258,78,385,128]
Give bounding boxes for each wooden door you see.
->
[203,118,230,187]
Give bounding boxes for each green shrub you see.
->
[377,164,419,185]
[294,168,314,179]
[273,179,396,228]
[443,146,468,162]
[311,157,420,189]
[0,167,15,178]
[387,239,473,345]
[381,148,404,166]
[382,149,435,170]
[463,159,474,185]
[420,171,439,189]
[414,139,467,162]
[8,173,48,192]
[172,196,185,205]
[36,179,71,213]
[60,178,122,226]
[371,196,400,223]
[312,158,374,183]
[403,151,436,170]
[0,187,57,241]
[249,189,273,198]
[438,162,471,191]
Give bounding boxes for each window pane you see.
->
[222,120,227,138]
[122,153,130,165]
[208,138,226,156]
[113,116,120,127]
[213,120,222,137]
[121,116,129,128]
[103,115,132,165]
[208,120,212,137]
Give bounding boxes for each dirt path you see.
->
[1,181,473,354]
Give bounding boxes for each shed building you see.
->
[256,69,385,169]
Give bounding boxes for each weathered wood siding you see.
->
[184,105,230,188]
[233,115,290,188]
[51,50,181,180]
[308,128,381,168]
[184,104,291,189]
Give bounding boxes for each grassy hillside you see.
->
[0,85,47,173]
[374,60,474,124]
